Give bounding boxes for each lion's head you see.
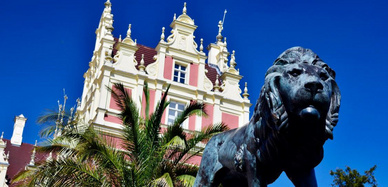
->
[251,47,341,169]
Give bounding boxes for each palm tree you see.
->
[14,82,228,186]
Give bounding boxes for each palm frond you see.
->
[146,84,171,148]
[176,174,196,187]
[143,81,150,121]
[172,101,207,128]
[174,123,228,165]
[152,172,174,187]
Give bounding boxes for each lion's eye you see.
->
[320,72,329,81]
[289,69,302,77]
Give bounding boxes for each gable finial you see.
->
[160,27,165,41]
[217,10,227,42]
[200,38,204,52]
[214,75,221,92]
[222,9,227,30]
[139,54,146,72]
[243,82,249,99]
[183,2,187,14]
[104,0,112,10]
[230,50,236,68]
[127,24,132,38]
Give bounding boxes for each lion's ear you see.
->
[325,80,341,140]
[264,75,285,126]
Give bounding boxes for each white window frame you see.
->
[173,63,187,84]
[167,101,185,126]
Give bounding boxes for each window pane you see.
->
[178,104,184,110]
[175,64,179,69]
[174,71,179,76]
[180,78,185,83]
[168,119,174,124]
[181,66,186,71]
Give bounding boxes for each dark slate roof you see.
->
[4,139,47,185]
[205,63,222,86]
[112,38,157,69]
[134,44,157,68]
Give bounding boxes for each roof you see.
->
[134,44,157,68]
[4,139,47,186]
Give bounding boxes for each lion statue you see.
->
[194,47,341,187]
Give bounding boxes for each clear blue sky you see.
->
[1,0,387,186]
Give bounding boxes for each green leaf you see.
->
[176,174,196,187]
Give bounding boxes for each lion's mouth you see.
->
[299,105,320,122]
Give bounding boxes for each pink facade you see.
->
[188,115,196,131]
[189,63,199,87]
[163,56,173,80]
[222,112,239,129]
[202,104,214,129]
[186,155,202,165]
[109,87,132,110]
[104,115,122,124]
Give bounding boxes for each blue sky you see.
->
[1,0,387,186]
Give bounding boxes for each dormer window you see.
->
[173,64,186,84]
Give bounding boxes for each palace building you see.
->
[78,1,251,140]
[0,1,251,186]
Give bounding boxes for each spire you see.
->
[104,0,111,8]
[160,27,165,42]
[139,54,146,72]
[214,75,221,92]
[183,2,187,15]
[200,38,204,52]
[217,20,223,42]
[227,50,239,75]
[28,140,37,166]
[102,0,114,38]
[127,24,131,38]
[216,9,227,42]
[230,50,236,69]
[54,91,68,139]
[243,82,249,99]
[122,24,136,45]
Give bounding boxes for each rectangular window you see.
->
[167,101,185,125]
[173,64,186,84]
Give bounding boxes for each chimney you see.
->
[10,114,27,146]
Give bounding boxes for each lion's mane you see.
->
[249,47,341,166]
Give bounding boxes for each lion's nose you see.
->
[304,81,323,94]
